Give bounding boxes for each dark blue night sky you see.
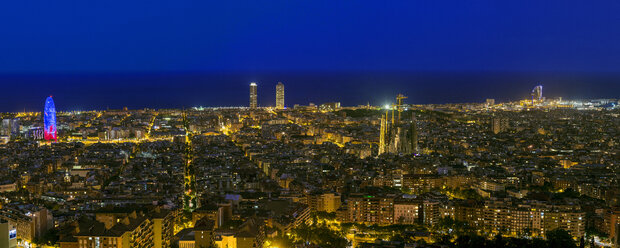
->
[1,1,619,111]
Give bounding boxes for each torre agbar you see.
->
[44,96,57,141]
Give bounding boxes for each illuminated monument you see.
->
[379,94,418,155]
[43,96,57,141]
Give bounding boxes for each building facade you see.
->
[0,207,53,243]
[276,82,284,109]
[305,192,341,213]
[44,96,57,141]
[250,82,257,109]
[0,220,17,248]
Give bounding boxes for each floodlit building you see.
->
[379,94,418,155]
[305,192,341,213]
[346,193,396,225]
[394,199,421,224]
[0,220,17,248]
[276,82,284,109]
[214,218,264,248]
[492,117,509,134]
[58,207,173,248]
[249,82,257,109]
[0,207,53,244]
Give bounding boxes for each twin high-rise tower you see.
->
[249,82,258,108]
[249,82,285,109]
[276,82,284,109]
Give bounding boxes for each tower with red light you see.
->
[44,96,57,141]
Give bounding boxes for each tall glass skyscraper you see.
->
[250,82,257,108]
[276,82,284,109]
[44,96,57,141]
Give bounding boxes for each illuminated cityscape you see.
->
[0,85,617,248]
[0,1,619,248]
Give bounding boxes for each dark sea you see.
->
[1,72,619,112]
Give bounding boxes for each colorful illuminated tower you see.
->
[43,96,57,141]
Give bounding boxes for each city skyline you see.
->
[1,92,616,248]
[0,1,618,248]
[1,1,619,112]
[1,72,619,112]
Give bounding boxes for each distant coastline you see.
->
[0,71,618,112]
